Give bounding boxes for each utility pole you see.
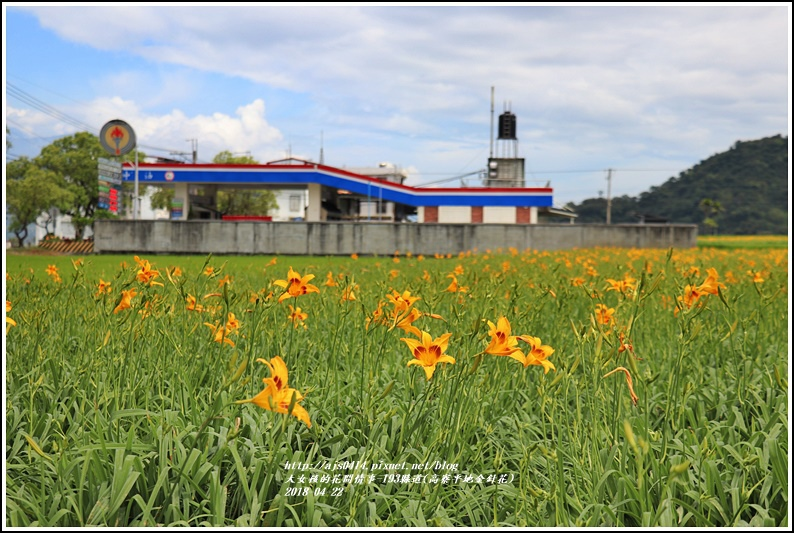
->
[605,168,613,224]
[134,149,139,220]
[187,139,197,163]
[489,86,495,159]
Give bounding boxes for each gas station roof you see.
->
[121,160,553,208]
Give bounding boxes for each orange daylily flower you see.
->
[273,267,320,304]
[386,289,420,316]
[45,264,59,277]
[677,267,727,312]
[236,356,311,427]
[204,266,215,276]
[595,304,616,326]
[96,278,112,297]
[341,285,357,302]
[134,256,163,287]
[365,301,385,330]
[605,274,636,296]
[677,284,704,311]
[516,335,556,373]
[186,294,205,312]
[113,288,137,314]
[225,312,241,333]
[444,274,468,293]
[6,300,17,331]
[204,313,241,345]
[204,322,235,347]
[748,270,764,283]
[617,332,637,357]
[217,274,233,288]
[395,307,423,338]
[324,272,338,287]
[287,305,308,329]
[697,267,726,295]
[350,253,359,260]
[401,331,456,380]
[484,317,522,358]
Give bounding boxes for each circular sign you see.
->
[165,171,175,181]
[99,119,136,157]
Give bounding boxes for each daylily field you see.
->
[4,239,789,527]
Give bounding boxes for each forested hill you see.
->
[564,134,788,235]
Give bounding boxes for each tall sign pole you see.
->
[99,119,137,218]
[134,149,140,220]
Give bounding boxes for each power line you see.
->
[7,82,206,161]
[7,82,98,132]
[6,118,53,144]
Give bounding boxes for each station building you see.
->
[120,158,570,225]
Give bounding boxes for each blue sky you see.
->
[4,3,791,205]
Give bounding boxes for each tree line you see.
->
[562,135,788,235]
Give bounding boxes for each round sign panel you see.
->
[165,171,175,181]
[99,119,136,157]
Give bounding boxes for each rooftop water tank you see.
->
[498,111,517,140]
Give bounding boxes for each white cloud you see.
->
[9,5,789,204]
[7,97,285,163]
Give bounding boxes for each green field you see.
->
[5,246,789,526]
[697,235,788,250]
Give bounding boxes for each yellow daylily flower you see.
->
[395,307,423,338]
[134,255,163,287]
[444,274,468,293]
[204,322,235,347]
[484,317,522,358]
[96,278,112,297]
[113,288,137,314]
[697,267,726,295]
[595,304,615,326]
[6,300,17,331]
[273,267,320,304]
[341,285,357,302]
[287,305,308,328]
[186,294,204,312]
[401,331,456,380]
[516,335,556,373]
[237,356,311,427]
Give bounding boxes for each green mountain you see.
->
[564,134,789,235]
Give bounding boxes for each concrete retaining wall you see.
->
[94,220,698,255]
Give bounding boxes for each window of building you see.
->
[289,195,301,212]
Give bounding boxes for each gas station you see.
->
[120,158,556,224]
